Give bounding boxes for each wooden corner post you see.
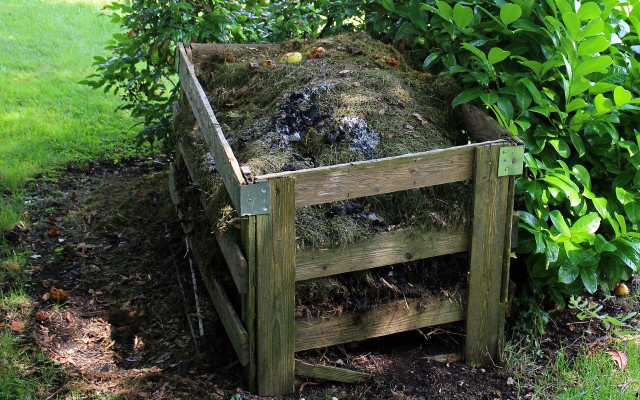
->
[240,216,257,392]
[255,178,296,395]
[465,143,514,366]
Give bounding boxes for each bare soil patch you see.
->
[6,159,637,399]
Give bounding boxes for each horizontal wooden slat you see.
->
[216,231,249,294]
[169,163,250,366]
[295,297,465,352]
[296,227,469,282]
[177,43,245,210]
[256,143,503,207]
[294,360,372,383]
[193,235,250,366]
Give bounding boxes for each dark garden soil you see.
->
[3,158,638,399]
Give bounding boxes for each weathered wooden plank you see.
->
[194,241,250,367]
[177,43,245,210]
[498,176,516,362]
[294,360,372,384]
[169,164,250,366]
[295,297,465,352]
[241,216,257,392]
[256,143,500,207]
[296,227,469,282]
[216,230,248,294]
[255,178,296,395]
[465,144,511,366]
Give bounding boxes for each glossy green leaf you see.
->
[624,201,640,224]
[488,47,510,65]
[550,210,571,237]
[422,53,438,70]
[453,3,473,29]
[451,87,485,108]
[577,2,601,20]
[461,43,487,62]
[558,263,579,283]
[562,12,581,40]
[614,86,632,106]
[580,268,598,293]
[571,212,601,235]
[500,3,522,26]
[594,93,613,114]
[594,234,616,252]
[566,98,588,112]
[616,187,635,205]
[577,36,610,56]
[435,1,453,19]
[582,17,605,37]
[575,56,612,77]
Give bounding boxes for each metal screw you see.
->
[247,198,253,204]
[261,188,266,193]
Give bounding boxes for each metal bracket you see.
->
[498,146,524,177]
[239,181,271,216]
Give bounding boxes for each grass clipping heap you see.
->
[174,33,472,314]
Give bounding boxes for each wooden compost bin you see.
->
[171,42,524,396]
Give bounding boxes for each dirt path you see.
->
[9,159,522,399]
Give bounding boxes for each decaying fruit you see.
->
[280,52,303,64]
[385,57,402,67]
[261,59,275,67]
[308,46,325,59]
[615,283,630,297]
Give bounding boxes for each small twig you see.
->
[415,328,430,342]
[175,261,199,354]
[185,238,204,337]
[44,384,66,400]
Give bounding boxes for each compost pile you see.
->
[174,33,472,315]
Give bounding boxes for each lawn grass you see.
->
[0,0,139,232]
[0,0,136,397]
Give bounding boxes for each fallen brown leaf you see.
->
[31,266,42,274]
[5,262,20,270]
[411,113,428,126]
[9,320,25,332]
[48,227,61,237]
[225,54,234,63]
[66,312,72,323]
[608,349,628,370]
[50,287,69,303]
[35,311,50,322]
[48,214,58,222]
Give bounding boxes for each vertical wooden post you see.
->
[240,216,257,392]
[255,178,296,395]
[497,176,516,362]
[465,144,512,366]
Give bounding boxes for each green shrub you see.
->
[88,0,640,305]
[374,0,640,303]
